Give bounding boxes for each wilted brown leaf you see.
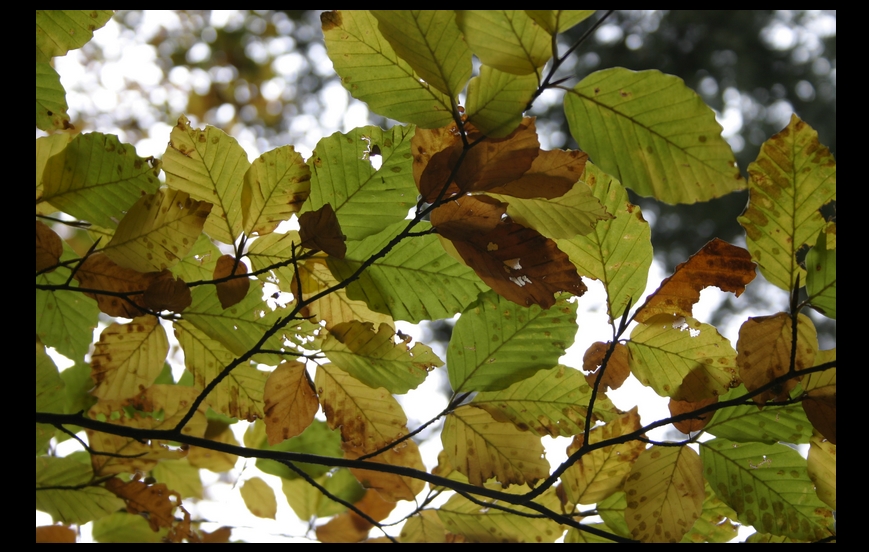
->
[344,440,426,502]
[669,396,718,434]
[450,221,586,308]
[802,365,836,444]
[213,254,250,309]
[299,203,347,259]
[74,253,166,317]
[143,272,192,312]
[484,148,588,199]
[105,478,192,537]
[263,361,319,445]
[316,489,396,543]
[583,341,631,392]
[456,118,539,193]
[635,239,756,323]
[199,526,232,543]
[36,525,76,543]
[36,220,63,272]
[413,124,465,203]
[430,194,507,241]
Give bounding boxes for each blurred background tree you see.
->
[50,9,835,341]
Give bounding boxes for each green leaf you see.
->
[36,133,73,214]
[371,11,472,98]
[738,115,836,291]
[447,290,577,392]
[36,62,70,131]
[102,189,212,273]
[36,240,100,363]
[150,458,203,500]
[282,469,364,520]
[174,319,269,421]
[701,438,835,540]
[36,10,114,62]
[705,385,813,444]
[92,511,168,543]
[437,485,564,542]
[484,179,612,239]
[39,132,162,228]
[162,115,250,244]
[242,145,311,236]
[327,221,488,323]
[456,11,551,75]
[556,162,652,321]
[627,315,738,401]
[399,510,447,543]
[680,481,740,543]
[36,456,124,525]
[597,491,632,538]
[250,420,343,480]
[806,227,836,319]
[321,321,442,394]
[170,232,221,283]
[306,126,418,241]
[465,66,539,138]
[321,11,454,128]
[36,341,66,452]
[472,364,619,437]
[525,10,595,35]
[565,68,744,204]
[246,230,300,294]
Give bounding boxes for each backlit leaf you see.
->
[241,145,311,236]
[104,478,188,533]
[634,239,756,323]
[90,316,169,400]
[92,511,167,543]
[240,477,277,519]
[36,525,77,543]
[738,115,836,291]
[801,350,836,443]
[565,68,744,204]
[806,228,836,319]
[668,395,718,434]
[170,232,220,283]
[306,126,419,241]
[213,255,250,310]
[327,221,488,323]
[187,420,240,473]
[36,341,66,452]
[162,115,249,244]
[321,11,454,128]
[73,253,167,318]
[525,10,595,35]
[298,204,346,259]
[442,404,549,487]
[705,384,812,444]
[680,481,740,543]
[151,458,203,500]
[36,456,124,525]
[316,489,396,543]
[473,364,619,437]
[103,189,211,273]
[700,438,835,540]
[736,312,817,405]
[36,133,73,213]
[448,290,577,392]
[465,65,538,138]
[456,11,551,75]
[583,341,631,392]
[322,321,441,394]
[561,407,645,505]
[371,11,472,98]
[344,439,426,502]
[36,220,63,272]
[282,469,365,520]
[628,314,738,401]
[36,62,71,131]
[624,445,704,543]
[400,510,447,543]
[807,431,836,510]
[40,132,162,228]
[36,10,114,62]
[556,162,652,321]
[263,361,318,445]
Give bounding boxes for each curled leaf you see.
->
[213,255,250,310]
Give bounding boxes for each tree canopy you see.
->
[37,10,835,543]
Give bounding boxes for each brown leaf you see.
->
[263,361,319,445]
[635,239,756,323]
[583,341,631,392]
[74,253,164,317]
[213,254,250,309]
[316,489,396,543]
[668,396,718,434]
[143,272,192,312]
[199,526,232,543]
[298,203,347,259]
[430,194,507,241]
[413,126,465,203]
[450,221,586,308]
[105,478,187,534]
[484,149,588,200]
[802,394,836,445]
[36,220,63,272]
[344,440,426,502]
[36,525,76,543]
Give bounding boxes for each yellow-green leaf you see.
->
[624,446,704,543]
[36,456,124,525]
[103,189,212,273]
[465,66,538,138]
[36,62,70,131]
[399,510,447,543]
[525,10,595,34]
[151,458,203,500]
[442,405,548,487]
[806,228,836,319]
[371,11,471,98]
[242,145,311,236]
[556,162,652,321]
[322,11,454,128]
[738,114,836,291]
[162,115,250,244]
[456,11,551,75]
[263,361,318,445]
[90,316,169,400]
[565,68,744,204]
[321,321,441,394]
[807,432,836,510]
[36,10,114,62]
[240,477,278,519]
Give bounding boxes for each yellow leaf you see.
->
[91,316,169,400]
[263,361,319,445]
[240,477,278,519]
